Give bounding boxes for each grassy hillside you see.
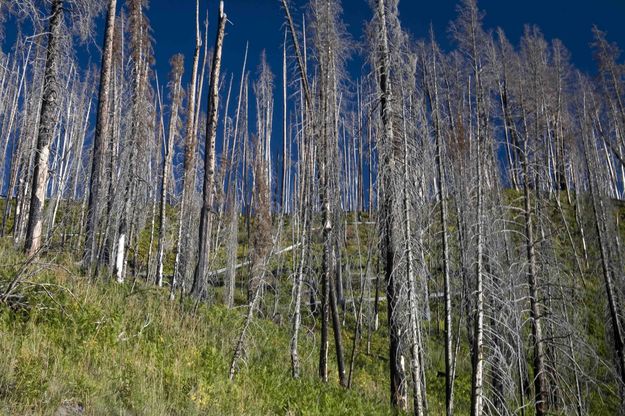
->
[0,192,622,415]
[0,240,394,415]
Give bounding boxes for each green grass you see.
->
[0,193,622,415]
[0,239,396,415]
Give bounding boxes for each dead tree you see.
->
[24,0,64,257]
[580,77,625,408]
[192,0,227,298]
[156,54,184,287]
[422,33,455,415]
[371,0,407,410]
[172,0,202,299]
[84,0,117,269]
[280,0,314,381]
[114,0,152,283]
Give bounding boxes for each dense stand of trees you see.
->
[2,0,625,414]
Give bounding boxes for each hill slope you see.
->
[0,241,393,415]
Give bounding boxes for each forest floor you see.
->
[0,192,622,414]
[0,238,403,415]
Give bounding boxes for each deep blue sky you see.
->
[140,0,625,161]
[147,0,625,91]
[3,0,625,174]
[4,0,625,118]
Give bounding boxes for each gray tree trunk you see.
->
[84,0,117,268]
[156,55,184,287]
[192,1,227,298]
[172,0,201,300]
[24,0,63,257]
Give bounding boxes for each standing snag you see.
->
[24,0,64,257]
[192,0,227,298]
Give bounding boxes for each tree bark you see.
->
[582,86,625,406]
[156,55,184,287]
[521,145,549,416]
[84,0,117,268]
[402,105,425,416]
[172,0,201,299]
[192,1,227,298]
[425,36,455,415]
[376,0,407,410]
[24,0,63,257]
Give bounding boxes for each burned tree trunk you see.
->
[84,0,117,269]
[24,0,63,257]
[172,0,202,299]
[374,0,407,410]
[192,1,227,298]
[156,54,184,287]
